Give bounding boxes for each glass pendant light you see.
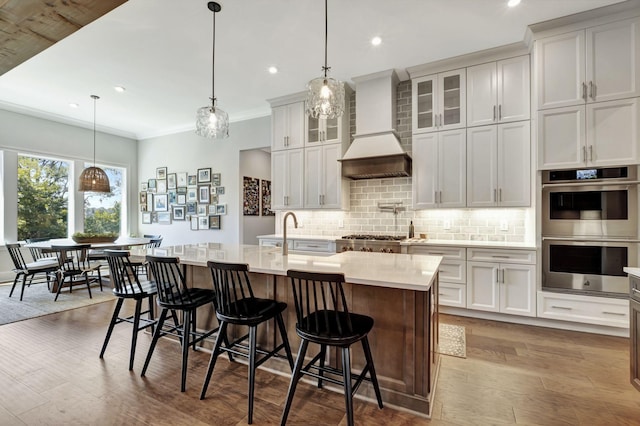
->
[195,1,229,139]
[305,0,344,119]
[78,95,111,193]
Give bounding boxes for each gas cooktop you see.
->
[340,234,406,241]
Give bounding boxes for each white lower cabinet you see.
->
[467,248,536,317]
[537,291,629,328]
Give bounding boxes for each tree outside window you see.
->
[83,165,123,234]
[17,155,69,240]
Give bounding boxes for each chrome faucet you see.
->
[282,211,298,255]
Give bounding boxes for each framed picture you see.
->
[212,173,221,186]
[198,167,212,183]
[190,216,199,230]
[187,187,197,202]
[210,186,217,195]
[157,211,171,225]
[211,194,219,204]
[243,176,259,216]
[146,193,154,211]
[172,205,185,221]
[198,216,209,230]
[261,179,274,216]
[154,194,168,211]
[198,185,210,203]
[208,204,217,215]
[217,186,225,195]
[141,182,148,191]
[167,173,177,189]
[188,175,197,185]
[177,194,187,205]
[156,167,167,179]
[209,215,220,229]
[197,204,207,215]
[139,191,147,204]
[148,179,157,191]
[151,212,158,223]
[186,202,197,215]
[177,186,187,194]
[216,203,227,215]
[177,172,188,187]
[157,179,167,194]
[168,190,177,204]
[142,211,152,224]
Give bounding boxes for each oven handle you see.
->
[542,237,640,243]
[542,181,640,189]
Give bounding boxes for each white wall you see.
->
[240,148,275,244]
[137,116,270,246]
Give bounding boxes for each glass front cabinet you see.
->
[412,69,466,134]
[306,116,341,145]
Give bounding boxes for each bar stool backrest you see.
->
[207,261,254,317]
[286,270,354,337]
[104,250,144,296]
[145,255,193,306]
[6,243,28,270]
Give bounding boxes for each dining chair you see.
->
[100,250,158,370]
[25,237,56,263]
[51,244,104,301]
[6,243,57,301]
[141,255,222,392]
[200,261,294,424]
[281,269,383,426]
[132,237,163,278]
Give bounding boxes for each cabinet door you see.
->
[587,97,639,167]
[412,133,438,208]
[537,106,586,170]
[323,117,340,144]
[467,261,499,312]
[497,55,530,123]
[439,69,466,131]
[287,149,304,209]
[438,129,466,208]
[500,263,535,317]
[467,62,497,127]
[287,102,306,149]
[412,75,437,133]
[304,146,322,208]
[467,126,498,207]
[536,30,586,110]
[271,150,287,209]
[586,17,640,103]
[631,299,640,391]
[497,121,530,207]
[321,144,343,208]
[272,105,289,151]
[306,116,321,145]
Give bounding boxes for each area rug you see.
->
[0,281,115,325]
[439,323,466,358]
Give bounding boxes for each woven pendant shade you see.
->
[78,166,111,192]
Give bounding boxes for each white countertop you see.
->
[257,234,341,241]
[401,238,536,249]
[624,267,640,277]
[131,243,442,292]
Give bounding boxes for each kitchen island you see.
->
[131,243,442,417]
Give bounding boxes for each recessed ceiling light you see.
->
[268,66,278,74]
[69,103,79,108]
[507,0,521,7]
[114,86,126,93]
[371,36,382,46]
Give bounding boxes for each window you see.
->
[17,154,70,240]
[84,165,124,235]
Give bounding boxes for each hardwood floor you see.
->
[0,300,638,425]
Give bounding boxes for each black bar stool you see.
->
[100,250,157,370]
[200,261,294,425]
[281,270,383,426]
[141,255,220,392]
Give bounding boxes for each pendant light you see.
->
[195,1,229,139]
[305,0,345,119]
[78,95,111,193]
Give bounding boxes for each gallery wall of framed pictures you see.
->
[140,166,225,230]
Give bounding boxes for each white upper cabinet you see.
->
[538,98,639,169]
[271,149,304,210]
[271,102,305,151]
[412,69,466,134]
[306,116,341,145]
[536,17,640,110]
[467,56,530,127]
[412,129,466,209]
[467,122,530,207]
[304,144,348,209]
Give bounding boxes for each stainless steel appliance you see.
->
[336,234,405,253]
[542,238,638,297]
[542,166,638,238]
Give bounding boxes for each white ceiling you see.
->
[0,0,628,140]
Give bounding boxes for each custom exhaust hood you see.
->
[339,69,411,179]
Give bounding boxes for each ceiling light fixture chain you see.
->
[91,94,98,166]
[195,1,229,139]
[305,0,344,120]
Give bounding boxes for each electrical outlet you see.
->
[500,220,509,231]
[338,219,344,228]
[443,220,451,230]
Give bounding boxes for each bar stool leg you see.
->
[362,337,383,408]
[317,344,327,388]
[141,309,168,377]
[275,313,294,370]
[100,298,124,359]
[200,321,229,400]
[341,347,354,426]
[129,298,143,371]
[248,325,257,424]
[280,339,309,426]
[180,309,191,392]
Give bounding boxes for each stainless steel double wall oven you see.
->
[542,166,639,297]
